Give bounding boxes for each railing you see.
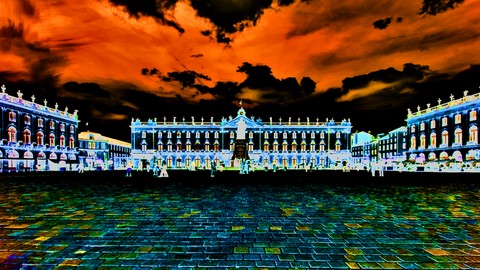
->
[0,91,78,120]
[408,92,480,119]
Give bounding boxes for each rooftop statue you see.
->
[237,118,247,140]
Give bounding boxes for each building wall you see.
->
[0,86,79,172]
[130,111,352,169]
[405,92,480,162]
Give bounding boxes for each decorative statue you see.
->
[236,118,247,140]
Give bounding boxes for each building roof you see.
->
[79,131,131,148]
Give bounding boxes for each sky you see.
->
[1,0,480,142]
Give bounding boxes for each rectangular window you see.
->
[442,117,448,126]
[470,110,477,121]
[420,122,425,131]
[455,114,461,124]
[430,120,436,129]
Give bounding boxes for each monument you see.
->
[231,118,250,166]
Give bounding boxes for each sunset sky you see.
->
[1,0,480,141]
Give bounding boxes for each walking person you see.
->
[159,161,169,178]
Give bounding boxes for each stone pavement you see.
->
[1,171,480,269]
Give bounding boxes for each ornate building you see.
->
[78,131,131,170]
[405,89,480,164]
[0,84,79,172]
[130,107,352,169]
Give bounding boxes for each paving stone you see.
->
[2,176,480,269]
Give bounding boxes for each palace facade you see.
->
[78,131,131,170]
[130,108,352,169]
[405,90,480,163]
[0,84,79,172]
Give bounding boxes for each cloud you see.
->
[108,0,185,33]
[159,70,211,89]
[372,17,392,29]
[419,0,465,16]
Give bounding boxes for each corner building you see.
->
[405,90,480,163]
[130,108,352,169]
[0,85,79,172]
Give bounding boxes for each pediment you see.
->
[222,115,263,129]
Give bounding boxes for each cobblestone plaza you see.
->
[1,171,480,269]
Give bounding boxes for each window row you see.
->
[6,127,75,148]
[7,112,74,132]
[410,126,478,150]
[142,140,343,152]
[411,110,477,132]
[140,130,345,140]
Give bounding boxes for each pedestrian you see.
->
[210,160,216,177]
[126,161,133,177]
[159,161,169,178]
[78,162,84,173]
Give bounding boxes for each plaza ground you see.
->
[1,170,480,269]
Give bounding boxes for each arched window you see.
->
[263,141,269,151]
[229,141,235,151]
[282,141,288,152]
[195,131,200,138]
[430,132,436,148]
[157,141,163,151]
[410,135,416,150]
[311,132,315,139]
[420,134,426,149]
[70,125,74,133]
[441,130,449,146]
[49,121,55,130]
[69,137,75,148]
[301,141,307,152]
[23,129,31,144]
[49,133,55,146]
[301,132,306,139]
[24,115,31,125]
[186,141,192,151]
[60,123,65,131]
[455,128,462,145]
[274,132,278,139]
[273,141,279,152]
[248,141,254,151]
[158,132,162,139]
[141,131,146,138]
[291,141,297,152]
[230,131,235,138]
[213,141,219,151]
[310,141,315,152]
[283,132,288,139]
[37,132,44,145]
[264,132,269,139]
[335,140,341,151]
[176,131,181,138]
[8,127,16,142]
[469,126,478,144]
[204,141,210,151]
[319,141,325,152]
[60,135,65,147]
[176,140,182,151]
[38,118,43,127]
[320,132,325,139]
[336,131,341,138]
[186,132,191,139]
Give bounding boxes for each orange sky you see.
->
[1,0,480,103]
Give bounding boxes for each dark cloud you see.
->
[18,0,36,17]
[236,62,316,103]
[373,17,392,29]
[419,0,465,16]
[160,70,211,89]
[108,0,184,33]
[0,20,65,94]
[342,63,430,91]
